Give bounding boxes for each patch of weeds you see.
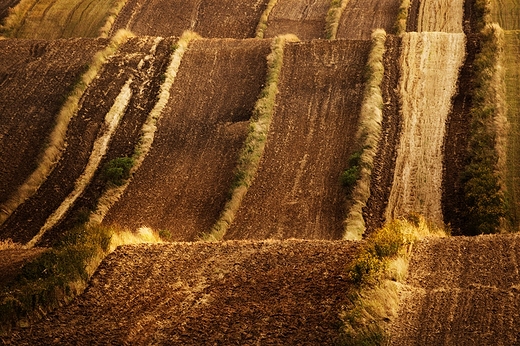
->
[102,156,134,187]
[158,229,172,241]
[341,151,362,191]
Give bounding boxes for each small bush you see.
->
[158,229,172,241]
[341,152,362,190]
[102,157,134,186]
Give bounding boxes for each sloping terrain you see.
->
[6,240,359,345]
[225,40,371,240]
[336,0,401,39]
[0,36,172,245]
[103,39,271,242]
[390,234,520,345]
[385,32,465,226]
[262,0,330,40]
[0,39,106,207]
[111,0,270,38]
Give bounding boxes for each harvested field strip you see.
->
[336,0,401,40]
[504,31,520,230]
[225,40,371,240]
[26,79,133,248]
[103,38,271,241]
[385,32,465,226]
[389,234,520,345]
[0,32,130,227]
[89,32,199,226]
[5,240,360,345]
[344,29,386,240]
[111,0,271,38]
[490,0,520,30]
[262,0,330,40]
[417,0,464,32]
[205,35,297,242]
[1,0,125,38]
[255,0,278,38]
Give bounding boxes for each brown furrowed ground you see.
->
[111,0,270,38]
[0,39,106,207]
[225,40,371,241]
[336,0,401,39]
[389,234,520,345]
[0,37,170,245]
[103,39,271,242]
[363,35,402,234]
[6,240,359,345]
[262,0,330,40]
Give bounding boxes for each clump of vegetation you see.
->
[336,216,447,345]
[0,224,161,335]
[394,0,410,35]
[461,23,507,235]
[99,0,129,38]
[102,157,134,187]
[343,29,386,240]
[255,0,279,38]
[474,0,491,31]
[202,34,299,242]
[325,0,350,39]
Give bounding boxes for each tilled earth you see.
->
[5,240,360,345]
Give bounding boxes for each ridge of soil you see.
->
[103,39,271,241]
[5,240,360,345]
[0,38,106,206]
[363,35,402,234]
[225,40,371,241]
[112,0,270,38]
[0,37,164,244]
[389,234,520,345]
[337,0,401,39]
[263,0,330,40]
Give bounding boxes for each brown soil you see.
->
[407,0,420,32]
[0,37,167,245]
[225,40,371,241]
[111,0,270,38]
[442,35,479,235]
[5,240,360,345]
[0,38,106,206]
[0,0,19,23]
[103,39,271,241]
[263,0,330,40]
[389,234,520,345]
[336,0,401,39]
[363,35,402,235]
[0,248,47,287]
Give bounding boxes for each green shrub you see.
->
[102,157,134,186]
[341,152,362,190]
[158,229,172,241]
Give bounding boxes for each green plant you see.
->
[102,157,134,187]
[159,229,172,241]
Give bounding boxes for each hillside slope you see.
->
[225,39,371,240]
[390,234,520,345]
[6,240,359,345]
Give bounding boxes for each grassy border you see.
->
[0,30,134,227]
[343,29,386,240]
[325,0,350,40]
[98,0,130,38]
[201,34,299,242]
[394,0,410,35]
[255,0,279,38]
[88,31,201,226]
[0,0,37,37]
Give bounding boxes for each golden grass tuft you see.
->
[99,0,130,38]
[0,0,36,37]
[0,30,133,228]
[0,239,23,250]
[394,0,410,35]
[343,29,386,240]
[88,32,200,226]
[255,0,279,38]
[325,0,350,39]
[202,34,299,242]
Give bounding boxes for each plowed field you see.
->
[225,40,371,240]
[0,37,172,245]
[336,0,401,39]
[390,234,520,345]
[103,39,271,242]
[385,32,465,226]
[112,0,270,38]
[262,0,330,40]
[0,38,106,208]
[6,240,359,345]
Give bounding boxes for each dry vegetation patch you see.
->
[489,0,520,30]
[417,0,464,32]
